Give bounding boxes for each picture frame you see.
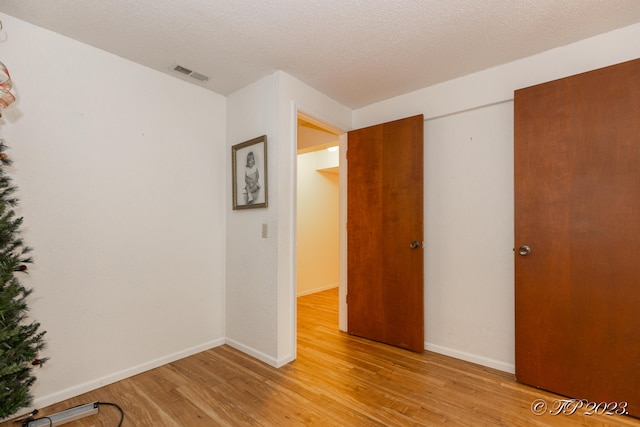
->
[232,135,268,209]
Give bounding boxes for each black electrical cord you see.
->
[16,409,49,427]
[17,414,51,427]
[97,401,125,427]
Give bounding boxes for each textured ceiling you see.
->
[1,1,640,108]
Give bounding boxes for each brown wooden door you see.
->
[347,114,424,352]
[515,59,640,416]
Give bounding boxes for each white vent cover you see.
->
[170,64,209,82]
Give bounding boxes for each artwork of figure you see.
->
[244,151,260,204]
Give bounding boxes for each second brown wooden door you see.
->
[515,59,640,416]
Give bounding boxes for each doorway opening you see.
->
[295,113,347,336]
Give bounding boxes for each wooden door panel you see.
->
[347,114,424,352]
[515,58,640,415]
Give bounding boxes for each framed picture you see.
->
[232,135,268,209]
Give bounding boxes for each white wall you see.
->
[226,71,350,367]
[353,23,640,373]
[296,149,339,296]
[0,14,226,411]
[424,102,514,371]
[225,74,280,363]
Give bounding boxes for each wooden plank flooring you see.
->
[3,288,639,426]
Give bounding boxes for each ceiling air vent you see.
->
[170,64,209,82]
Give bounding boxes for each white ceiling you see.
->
[1,1,640,108]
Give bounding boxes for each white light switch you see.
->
[262,223,268,238]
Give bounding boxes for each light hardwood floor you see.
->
[3,288,639,426]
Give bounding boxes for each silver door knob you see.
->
[410,240,420,249]
[518,245,531,256]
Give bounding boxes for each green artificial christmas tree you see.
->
[0,140,46,419]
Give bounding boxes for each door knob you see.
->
[410,240,420,249]
[518,245,531,256]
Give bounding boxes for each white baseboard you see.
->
[296,283,338,297]
[28,338,225,413]
[425,342,515,374]
[224,338,284,367]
